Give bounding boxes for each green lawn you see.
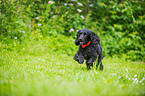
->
[0,37,145,96]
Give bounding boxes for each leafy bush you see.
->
[98,1,145,61]
[0,0,145,61]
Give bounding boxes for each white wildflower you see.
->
[134,78,137,80]
[36,17,39,19]
[140,77,145,83]
[126,68,128,72]
[38,24,41,26]
[76,30,79,32]
[67,7,70,9]
[132,78,138,84]
[22,31,25,33]
[80,15,84,19]
[29,24,31,28]
[64,3,67,6]
[42,60,45,62]
[78,2,83,6]
[69,28,74,32]
[77,9,82,12]
[52,15,56,18]
[14,37,17,39]
[89,4,94,7]
[69,3,73,6]
[136,79,139,84]
[134,74,137,77]
[48,1,54,4]
[128,78,130,80]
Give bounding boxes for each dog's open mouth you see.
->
[80,42,84,45]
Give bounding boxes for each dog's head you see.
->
[75,29,100,46]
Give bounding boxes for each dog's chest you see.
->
[81,46,97,58]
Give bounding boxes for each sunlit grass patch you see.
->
[0,37,145,96]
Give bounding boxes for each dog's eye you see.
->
[84,33,86,35]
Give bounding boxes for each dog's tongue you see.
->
[80,42,84,44]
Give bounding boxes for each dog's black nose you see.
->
[79,38,83,41]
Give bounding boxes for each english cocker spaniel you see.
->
[74,29,104,70]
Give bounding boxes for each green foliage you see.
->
[0,0,145,61]
[1,1,145,95]
[99,1,145,61]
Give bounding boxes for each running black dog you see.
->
[74,29,104,70]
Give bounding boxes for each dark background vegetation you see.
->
[0,0,145,61]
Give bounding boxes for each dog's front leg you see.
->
[86,58,94,69]
[74,53,84,64]
[86,57,96,70]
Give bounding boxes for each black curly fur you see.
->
[74,29,104,70]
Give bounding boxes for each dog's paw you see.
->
[74,57,78,61]
[74,54,79,61]
[78,59,84,64]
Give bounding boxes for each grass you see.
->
[0,35,145,96]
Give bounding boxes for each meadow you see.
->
[1,0,145,96]
[0,35,145,96]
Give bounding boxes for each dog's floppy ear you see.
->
[75,30,80,46]
[89,31,100,44]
